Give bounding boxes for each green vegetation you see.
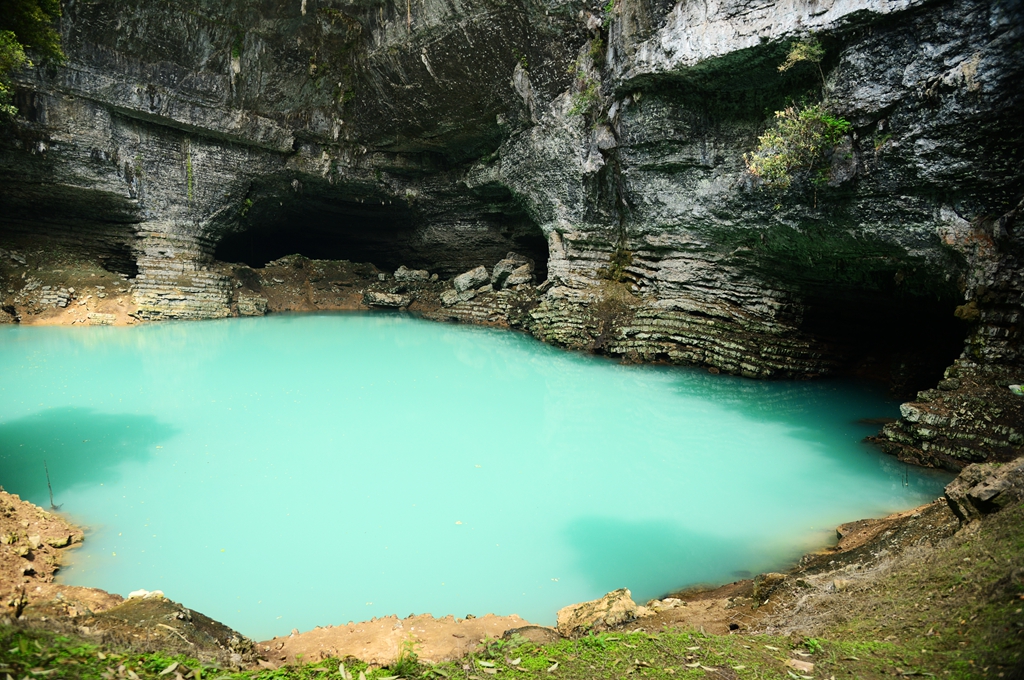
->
[0,0,64,115]
[778,36,825,89]
[744,37,852,194]
[568,71,599,117]
[588,37,605,67]
[744,103,852,191]
[598,247,632,282]
[186,150,195,203]
[512,48,529,73]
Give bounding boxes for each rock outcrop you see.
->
[556,588,643,637]
[1,0,1021,466]
[944,456,1024,522]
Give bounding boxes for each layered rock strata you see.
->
[0,0,1021,466]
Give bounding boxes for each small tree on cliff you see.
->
[744,37,852,194]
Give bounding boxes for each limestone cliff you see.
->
[0,0,1021,467]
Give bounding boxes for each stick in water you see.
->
[44,460,62,511]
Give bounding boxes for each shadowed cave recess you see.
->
[214,188,550,282]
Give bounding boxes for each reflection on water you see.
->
[0,408,177,503]
[0,313,952,640]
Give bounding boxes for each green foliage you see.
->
[588,37,605,67]
[568,73,599,116]
[388,638,420,677]
[0,30,29,115]
[0,0,63,64]
[779,37,825,75]
[512,48,529,72]
[805,637,825,654]
[0,0,64,116]
[598,247,632,281]
[743,104,852,191]
[602,0,615,17]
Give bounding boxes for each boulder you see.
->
[454,266,490,293]
[504,264,534,288]
[491,253,534,290]
[440,289,461,307]
[944,456,1024,522]
[394,265,430,282]
[555,588,638,637]
[363,291,413,308]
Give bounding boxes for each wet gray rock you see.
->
[454,266,490,294]
[363,291,413,308]
[394,266,430,282]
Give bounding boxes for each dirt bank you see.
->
[0,490,121,621]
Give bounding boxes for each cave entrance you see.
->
[215,195,548,281]
[215,198,417,272]
[0,183,141,277]
[801,290,969,398]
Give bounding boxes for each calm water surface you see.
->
[0,313,949,639]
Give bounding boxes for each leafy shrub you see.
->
[0,31,29,115]
[568,73,599,116]
[1,0,64,116]
[743,104,852,191]
[779,36,825,85]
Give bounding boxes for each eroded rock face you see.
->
[944,457,1024,522]
[0,0,1021,466]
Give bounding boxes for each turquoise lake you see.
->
[0,313,950,640]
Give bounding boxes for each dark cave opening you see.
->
[0,184,141,277]
[801,291,969,398]
[215,199,418,272]
[215,196,549,281]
